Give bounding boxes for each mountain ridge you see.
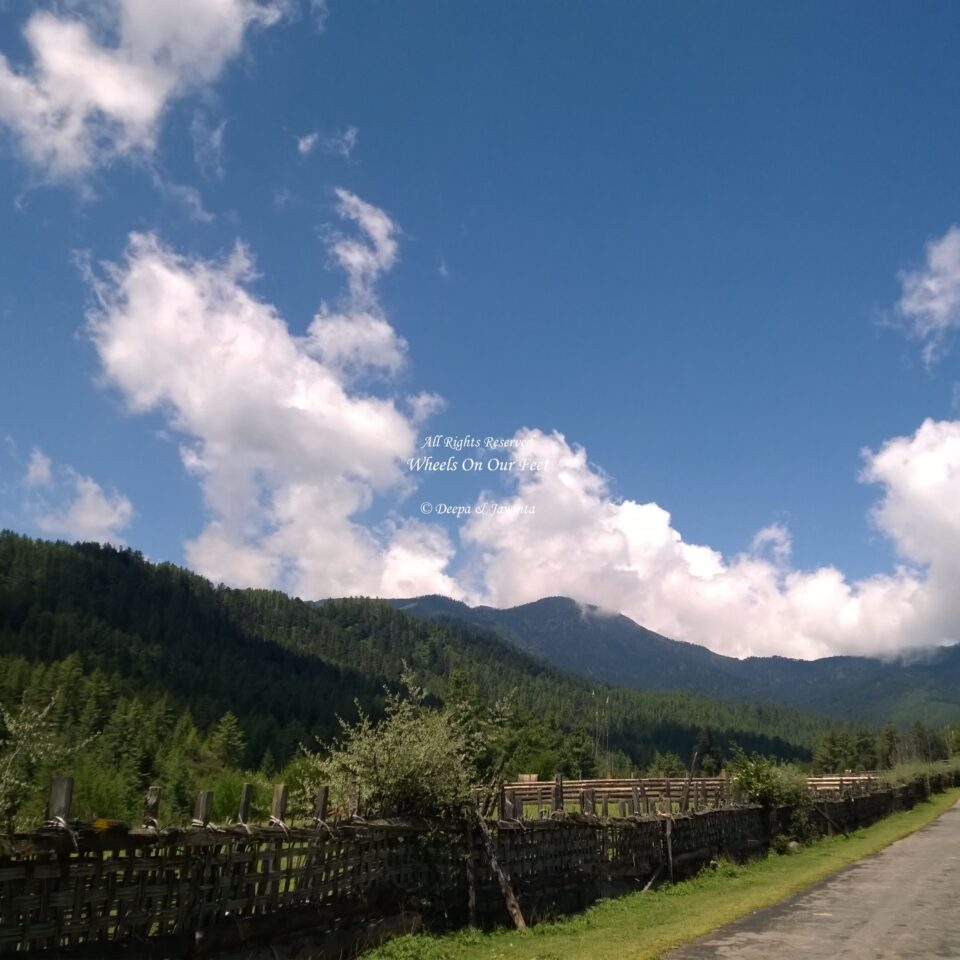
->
[387,594,960,726]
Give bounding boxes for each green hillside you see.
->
[0,533,824,788]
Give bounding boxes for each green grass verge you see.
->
[365,788,960,960]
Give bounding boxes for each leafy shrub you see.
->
[0,694,89,829]
[727,745,809,808]
[299,673,477,819]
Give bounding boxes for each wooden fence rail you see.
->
[498,773,882,816]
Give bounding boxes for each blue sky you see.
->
[2,1,960,659]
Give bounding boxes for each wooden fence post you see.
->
[552,773,564,813]
[313,785,329,823]
[237,783,253,825]
[47,776,73,823]
[474,812,526,930]
[193,790,212,827]
[271,784,288,824]
[664,816,674,883]
[465,815,478,927]
[142,785,160,828]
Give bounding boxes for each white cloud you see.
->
[151,174,214,222]
[406,391,446,425]
[456,426,960,660]
[305,188,406,374]
[751,523,792,565]
[272,186,295,210]
[24,447,53,488]
[86,192,457,599]
[325,188,399,301]
[191,112,226,178]
[23,448,133,543]
[0,0,283,179]
[863,418,960,572]
[309,0,331,31]
[324,125,358,160]
[304,311,405,372]
[297,126,359,160]
[68,182,960,660]
[897,225,960,364]
[297,131,319,156]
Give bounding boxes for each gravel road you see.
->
[668,800,960,959]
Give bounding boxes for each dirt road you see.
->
[669,801,960,959]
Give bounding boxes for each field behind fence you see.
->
[0,770,953,959]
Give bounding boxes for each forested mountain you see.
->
[0,532,829,787]
[389,595,960,727]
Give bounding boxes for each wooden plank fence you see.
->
[499,773,882,816]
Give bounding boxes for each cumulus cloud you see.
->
[897,225,960,364]
[0,0,283,179]
[23,448,133,543]
[457,426,960,660]
[86,191,457,599]
[74,187,960,660]
[863,418,960,572]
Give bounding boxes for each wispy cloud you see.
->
[191,113,227,178]
[296,126,359,160]
[20,447,133,544]
[151,174,215,223]
[24,447,52,488]
[897,225,960,365]
[324,125,358,160]
[297,131,320,156]
[309,0,331,31]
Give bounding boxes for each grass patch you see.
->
[365,788,960,960]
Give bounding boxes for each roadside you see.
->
[364,788,960,960]
[669,796,960,958]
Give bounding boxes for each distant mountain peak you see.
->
[386,593,960,727]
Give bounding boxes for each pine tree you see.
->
[209,712,246,768]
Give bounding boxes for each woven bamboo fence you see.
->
[0,771,951,959]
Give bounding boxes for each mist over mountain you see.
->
[388,595,960,727]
